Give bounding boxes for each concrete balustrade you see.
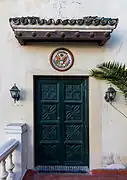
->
[0,123,28,180]
[0,139,19,180]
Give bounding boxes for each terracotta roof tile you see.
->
[9,16,118,27]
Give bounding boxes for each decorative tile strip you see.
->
[35,165,89,173]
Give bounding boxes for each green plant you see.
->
[90,61,127,98]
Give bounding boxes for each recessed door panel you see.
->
[34,76,89,168]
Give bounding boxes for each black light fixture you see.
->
[104,87,116,103]
[10,83,20,103]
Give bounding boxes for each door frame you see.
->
[25,72,102,170]
[34,76,89,168]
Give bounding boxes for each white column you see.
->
[7,154,15,180]
[4,123,28,180]
[0,160,8,180]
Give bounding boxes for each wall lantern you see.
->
[10,83,20,103]
[104,87,116,103]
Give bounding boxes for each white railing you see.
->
[0,139,19,180]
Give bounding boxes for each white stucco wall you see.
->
[0,0,127,170]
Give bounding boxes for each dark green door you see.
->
[34,76,89,170]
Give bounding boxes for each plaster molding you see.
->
[4,123,28,134]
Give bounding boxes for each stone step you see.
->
[22,169,127,180]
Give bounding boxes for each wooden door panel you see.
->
[34,78,61,165]
[63,80,88,165]
[34,76,89,167]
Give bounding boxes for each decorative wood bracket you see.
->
[9,16,118,46]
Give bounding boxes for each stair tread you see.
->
[22,170,127,180]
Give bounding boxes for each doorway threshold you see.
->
[35,166,89,173]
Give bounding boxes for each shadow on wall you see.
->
[20,88,27,101]
[106,32,122,49]
[19,41,119,49]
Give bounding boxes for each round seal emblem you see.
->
[50,48,74,71]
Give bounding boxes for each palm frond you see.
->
[91,61,127,99]
[97,61,127,79]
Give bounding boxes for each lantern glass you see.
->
[104,87,116,102]
[10,84,20,102]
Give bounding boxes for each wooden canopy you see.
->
[9,16,118,46]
